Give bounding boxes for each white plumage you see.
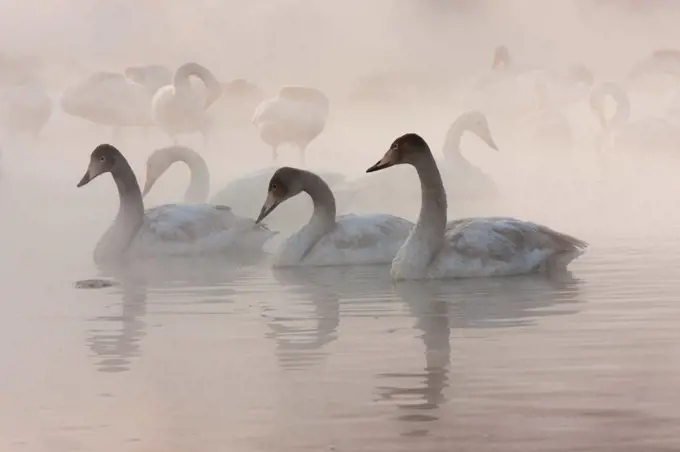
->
[252,86,329,164]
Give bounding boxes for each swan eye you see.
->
[99,156,106,163]
[271,183,277,191]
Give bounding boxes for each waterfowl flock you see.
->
[9,43,680,281]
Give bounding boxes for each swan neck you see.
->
[412,152,447,250]
[110,159,145,253]
[300,170,336,233]
[176,149,210,203]
[442,123,466,162]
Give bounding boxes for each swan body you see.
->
[252,86,329,164]
[255,167,413,267]
[0,79,52,142]
[590,81,680,153]
[124,64,172,96]
[151,62,222,143]
[77,144,274,265]
[366,133,587,280]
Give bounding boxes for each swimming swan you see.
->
[252,86,329,164]
[366,133,588,280]
[77,144,275,265]
[254,167,413,267]
[140,146,346,230]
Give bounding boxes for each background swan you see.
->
[60,71,154,143]
[334,110,500,218]
[255,166,413,267]
[252,86,330,164]
[151,62,222,146]
[76,144,275,266]
[366,133,588,280]
[123,64,172,97]
[590,81,680,154]
[0,78,52,147]
[140,145,346,232]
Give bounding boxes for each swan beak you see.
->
[141,175,156,197]
[77,165,99,187]
[366,148,396,173]
[486,135,499,151]
[255,192,279,224]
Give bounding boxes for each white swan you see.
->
[334,110,500,216]
[60,71,154,142]
[0,78,52,144]
[254,166,413,267]
[252,86,329,164]
[151,62,222,146]
[590,81,680,153]
[77,144,276,265]
[123,64,172,96]
[366,133,588,280]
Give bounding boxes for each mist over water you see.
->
[3,1,680,451]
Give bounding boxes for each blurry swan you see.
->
[141,145,211,203]
[365,133,588,280]
[151,62,222,146]
[60,71,154,142]
[0,78,52,144]
[590,81,680,153]
[76,144,275,266]
[334,110,500,216]
[255,167,413,267]
[123,64,172,97]
[252,86,329,164]
[141,145,346,231]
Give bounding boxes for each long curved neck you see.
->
[174,63,222,108]
[169,147,210,203]
[411,152,447,255]
[277,171,337,265]
[300,170,337,234]
[442,119,470,165]
[105,159,145,260]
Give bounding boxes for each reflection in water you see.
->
[85,257,257,373]
[87,280,148,373]
[376,273,584,437]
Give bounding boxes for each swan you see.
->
[60,71,154,142]
[334,110,500,216]
[140,144,346,230]
[0,78,52,145]
[589,81,680,153]
[123,64,172,97]
[365,133,588,280]
[252,86,329,164]
[151,62,222,146]
[76,144,276,265]
[254,166,413,267]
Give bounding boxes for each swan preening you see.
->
[366,133,587,280]
[142,145,210,203]
[77,144,275,265]
[253,86,329,164]
[60,71,154,141]
[255,166,413,267]
[151,62,222,145]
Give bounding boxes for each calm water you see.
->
[3,113,680,451]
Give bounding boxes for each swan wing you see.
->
[292,214,414,266]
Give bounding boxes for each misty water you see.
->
[5,1,680,451]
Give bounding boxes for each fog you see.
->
[4,1,680,451]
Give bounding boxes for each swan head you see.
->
[141,149,175,197]
[450,111,499,151]
[366,133,430,173]
[255,167,304,224]
[77,144,121,187]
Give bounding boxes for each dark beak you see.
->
[77,170,92,187]
[366,149,396,173]
[255,192,279,224]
